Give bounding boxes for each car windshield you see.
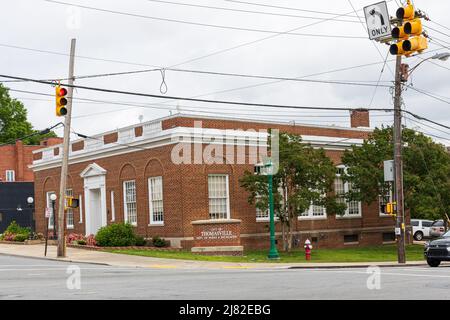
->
[443,230,450,238]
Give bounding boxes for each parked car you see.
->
[424,230,450,267]
[430,220,446,238]
[411,219,433,241]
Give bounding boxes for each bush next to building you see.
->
[95,223,141,247]
[0,221,31,242]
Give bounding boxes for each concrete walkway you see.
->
[0,243,428,270]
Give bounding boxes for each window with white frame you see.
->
[110,191,115,222]
[148,176,164,225]
[5,170,15,182]
[208,174,230,220]
[255,194,269,220]
[379,187,393,216]
[123,180,137,225]
[65,189,74,229]
[335,166,361,217]
[256,186,284,221]
[300,201,326,219]
[46,191,56,228]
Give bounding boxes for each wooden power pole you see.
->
[57,38,76,258]
[393,54,406,264]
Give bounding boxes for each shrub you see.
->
[86,234,96,246]
[14,234,28,242]
[76,240,87,245]
[135,236,147,246]
[152,236,167,247]
[0,221,31,241]
[67,233,85,244]
[95,223,136,247]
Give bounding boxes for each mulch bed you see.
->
[67,244,183,251]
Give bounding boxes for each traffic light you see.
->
[389,2,428,57]
[66,196,79,209]
[55,85,68,116]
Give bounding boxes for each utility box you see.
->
[384,160,394,182]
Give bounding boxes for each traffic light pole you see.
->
[57,38,76,258]
[393,54,406,264]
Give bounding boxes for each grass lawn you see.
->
[106,244,425,263]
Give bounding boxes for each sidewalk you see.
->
[0,243,428,270]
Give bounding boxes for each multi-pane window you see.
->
[5,170,15,182]
[123,180,137,225]
[300,195,326,219]
[255,194,269,220]
[148,176,164,225]
[65,189,74,229]
[208,174,230,220]
[379,187,392,216]
[46,191,56,228]
[335,166,361,217]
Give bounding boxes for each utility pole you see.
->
[57,38,76,258]
[393,54,406,264]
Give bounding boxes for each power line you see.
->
[2,73,448,132]
[0,123,63,147]
[144,0,361,23]
[430,20,450,32]
[44,0,366,39]
[0,73,396,113]
[407,86,450,105]
[223,0,364,19]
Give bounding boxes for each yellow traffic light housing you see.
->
[55,85,68,117]
[396,4,415,20]
[390,41,409,56]
[402,36,428,54]
[65,196,79,209]
[404,19,423,36]
[391,25,408,40]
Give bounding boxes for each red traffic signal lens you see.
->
[59,88,68,96]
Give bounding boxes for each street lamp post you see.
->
[27,196,34,232]
[265,162,280,260]
[50,194,57,240]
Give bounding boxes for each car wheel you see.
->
[427,258,441,267]
[414,231,423,241]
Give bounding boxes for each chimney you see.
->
[350,109,370,128]
[40,137,63,147]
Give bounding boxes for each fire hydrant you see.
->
[304,239,312,260]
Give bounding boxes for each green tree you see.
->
[342,126,450,222]
[0,84,56,145]
[240,132,346,251]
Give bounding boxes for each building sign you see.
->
[364,1,392,40]
[195,227,238,241]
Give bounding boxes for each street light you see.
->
[27,196,35,232]
[408,52,450,76]
[50,194,57,240]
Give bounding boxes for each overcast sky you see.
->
[1,0,449,145]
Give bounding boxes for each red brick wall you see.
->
[350,109,370,128]
[0,140,41,182]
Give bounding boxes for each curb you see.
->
[288,262,427,269]
[0,252,111,267]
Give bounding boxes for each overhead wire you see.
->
[43,0,366,39]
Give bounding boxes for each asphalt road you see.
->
[0,255,449,300]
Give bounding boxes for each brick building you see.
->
[30,111,403,249]
[0,138,62,182]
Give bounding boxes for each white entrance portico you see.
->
[80,163,107,236]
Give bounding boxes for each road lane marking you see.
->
[148,265,178,269]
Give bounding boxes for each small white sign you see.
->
[45,207,51,218]
[395,227,401,236]
[384,160,394,182]
[364,1,392,40]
